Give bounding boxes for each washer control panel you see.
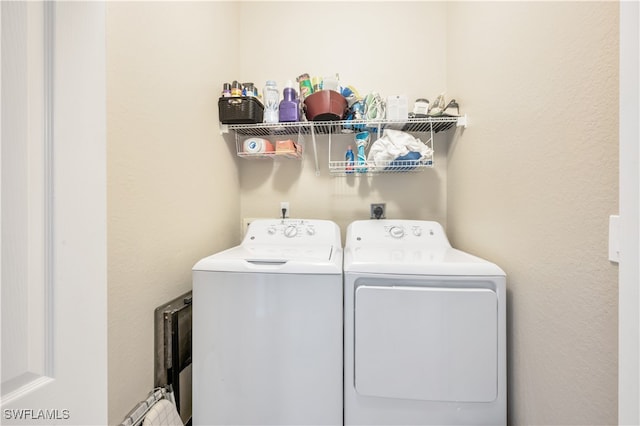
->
[348,220,451,248]
[244,219,338,246]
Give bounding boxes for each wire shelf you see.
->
[234,132,304,161]
[236,150,302,160]
[328,157,434,176]
[224,116,463,175]
[225,116,460,136]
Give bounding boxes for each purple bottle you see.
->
[279,81,300,122]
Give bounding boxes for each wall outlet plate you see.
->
[280,201,290,218]
[370,203,386,219]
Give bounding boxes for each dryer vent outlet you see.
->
[370,203,386,219]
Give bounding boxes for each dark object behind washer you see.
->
[154,291,192,426]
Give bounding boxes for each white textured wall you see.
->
[105,2,620,424]
[106,2,240,423]
[236,1,451,234]
[446,2,619,424]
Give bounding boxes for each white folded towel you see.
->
[366,129,432,169]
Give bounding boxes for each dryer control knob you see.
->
[306,226,316,236]
[267,226,277,235]
[284,225,298,238]
[389,226,405,239]
[413,226,422,236]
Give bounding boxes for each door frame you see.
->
[619,0,640,424]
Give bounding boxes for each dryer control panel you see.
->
[346,220,451,248]
[243,219,341,246]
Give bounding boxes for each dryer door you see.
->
[354,285,497,402]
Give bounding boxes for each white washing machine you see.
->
[344,220,506,425]
[192,219,343,426]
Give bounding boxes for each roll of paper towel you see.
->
[243,138,274,153]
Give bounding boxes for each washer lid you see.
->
[344,246,505,276]
[193,244,342,274]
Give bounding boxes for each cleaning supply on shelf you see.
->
[221,83,231,98]
[275,139,302,159]
[263,80,280,123]
[345,146,355,174]
[428,93,446,116]
[412,98,430,117]
[279,81,301,122]
[243,137,274,154]
[297,73,313,99]
[311,76,322,92]
[386,95,408,120]
[355,131,369,173]
[323,74,339,92]
[231,80,242,97]
[242,82,256,97]
[363,92,385,120]
[442,99,460,117]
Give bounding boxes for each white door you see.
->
[1,2,107,425]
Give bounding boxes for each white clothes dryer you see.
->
[192,219,343,426]
[344,220,506,425]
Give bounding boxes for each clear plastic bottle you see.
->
[263,80,279,123]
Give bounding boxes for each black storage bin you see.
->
[218,96,264,124]
[155,291,193,426]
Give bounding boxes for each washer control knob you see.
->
[306,226,316,236]
[389,226,405,239]
[413,226,422,236]
[267,226,277,235]
[284,225,298,238]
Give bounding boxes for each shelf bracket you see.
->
[310,123,320,176]
[456,114,468,129]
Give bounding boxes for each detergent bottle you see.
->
[279,81,300,122]
[278,80,300,122]
[345,146,355,174]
